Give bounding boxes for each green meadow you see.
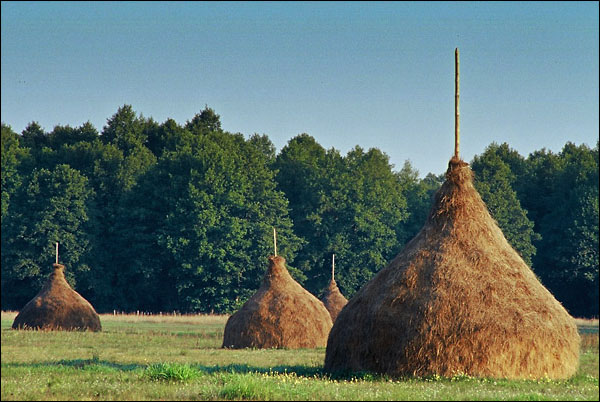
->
[1,312,598,401]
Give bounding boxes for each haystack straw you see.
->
[324,157,580,379]
[12,263,101,331]
[320,279,348,323]
[320,256,348,322]
[222,255,333,349]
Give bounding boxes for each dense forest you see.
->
[1,105,598,317]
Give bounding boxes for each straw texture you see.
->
[320,279,348,323]
[222,256,333,349]
[324,157,580,379]
[12,263,101,331]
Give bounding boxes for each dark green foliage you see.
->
[519,149,562,228]
[247,134,276,165]
[274,135,409,297]
[396,161,443,245]
[48,122,99,149]
[116,130,301,313]
[83,126,156,311]
[523,143,598,317]
[185,106,222,135]
[18,122,55,172]
[1,164,93,309]
[2,107,597,317]
[101,105,148,156]
[20,122,48,150]
[1,123,29,219]
[145,118,193,157]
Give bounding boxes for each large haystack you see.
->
[222,255,333,349]
[324,157,580,379]
[12,263,101,331]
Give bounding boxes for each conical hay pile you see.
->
[324,157,580,379]
[222,255,333,349]
[320,279,348,322]
[12,263,102,331]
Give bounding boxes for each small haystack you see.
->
[324,49,579,379]
[12,263,101,331]
[321,280,348,323]
[320,254,348,322]
[222,255,333,349]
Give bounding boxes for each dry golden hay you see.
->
[320,278,348,323]
[12,263,101,331]
[222,255,333,349]
[324,157,580,379]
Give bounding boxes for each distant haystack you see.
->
[320,255,348,322]
[12,263,101,331]
[324,158,580,379]
[222,255,332,349]
[320,279,348,323]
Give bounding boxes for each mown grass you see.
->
[1,311,598,401]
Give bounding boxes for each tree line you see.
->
[1,105,598,317]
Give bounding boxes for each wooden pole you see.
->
[273,227,277,256]
[455,48,460,159]
[332,254,335,281]
[55,242,59,264]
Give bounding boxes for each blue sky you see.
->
[2,1,598,176]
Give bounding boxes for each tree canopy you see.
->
[1,107,597,317]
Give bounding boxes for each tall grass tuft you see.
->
[218,373,274,400]
[143,362,201,382]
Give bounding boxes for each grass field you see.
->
[1,311,598,401]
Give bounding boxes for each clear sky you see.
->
[2,1,598,176]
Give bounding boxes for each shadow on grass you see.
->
[2,360,594,386]
[1,359,383,381]
[0,359,483,382]
[190,363,397,381]
[2,358,143,372]
[0,360,324,376]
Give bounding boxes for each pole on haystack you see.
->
[55,242,59,264]
[332,254,335,281]
[273,227,277,256]
[454,48,460,159]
